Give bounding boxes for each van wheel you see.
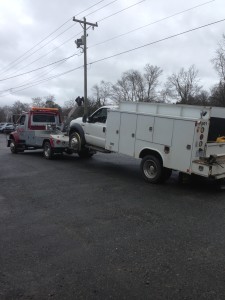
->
[10,139,17,154]
[43,141,54,159]
[141,155,164,183]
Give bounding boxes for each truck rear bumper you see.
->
[192,158,225,179]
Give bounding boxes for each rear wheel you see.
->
[140,155,164,184]
[43,141,54,159]
[10,139,17,154]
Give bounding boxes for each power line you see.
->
[2,0,216,85]
[1,65,84,94]
[89,0,216,48]
[0,0,119,79]
[0,0,146,81]
[0,0,107,75]
[86,0,118,18]
[11,0,214,79]
[89,18,225,66]
[97,0,146,22]
[0,54,78,82]
[1,17,224,97]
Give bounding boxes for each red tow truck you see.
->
[7,107,71,159]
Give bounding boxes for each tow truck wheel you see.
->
[141,155,164,184]
[10,139,17,154]
[43,141,54,159]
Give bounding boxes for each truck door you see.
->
[85,107,108,148]
[16,115,26,141]
[118,113,137,157]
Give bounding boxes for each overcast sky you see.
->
[0,0,224,107]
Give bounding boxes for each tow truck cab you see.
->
[8,107,62,151]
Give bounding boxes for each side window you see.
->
[33,114,55,123]
[19,115,26,125]
[91,108,108,123]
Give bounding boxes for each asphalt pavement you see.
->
[0,134,225,300]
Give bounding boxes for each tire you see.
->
[10,139,17,154]
[43,141,54,159]
[78,148,94,158]
[140,155,164,184]
[69,132,81,152]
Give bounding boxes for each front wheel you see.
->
[140,155,164,184]
[43,141,54,159]
[69,132,81,152]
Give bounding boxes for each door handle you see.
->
[103,127,106,133]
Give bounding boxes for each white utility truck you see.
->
[69,102,225,183]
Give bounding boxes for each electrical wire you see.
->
[0,54,78,81]
[0,0,107,75]
[1,17,224,97]
[89,0,216,48]
[1,0,119,78]
[0,0,216,83]
[89,18,225,65]
[97,0,146,22]
[9,0,214,79]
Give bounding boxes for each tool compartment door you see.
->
[105,111,121,152]
[118,113,137,156]
[169,119,195,172]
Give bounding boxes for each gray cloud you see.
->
[0,0,224,107]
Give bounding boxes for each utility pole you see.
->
[73,17,98,117]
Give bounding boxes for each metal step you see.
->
[86,145,111,153]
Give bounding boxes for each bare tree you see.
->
[166,65,202,104]
[0,106,12,122]
[32,97,45,107]
[0,107,5,122]
[112,70,145,102]
[212,34,225,82]
[210,81,225,107]
[12,101,30,115]
[112,75,131,102]
[144,64,163,102]
[92,81,112,106]
[126,70,145,101]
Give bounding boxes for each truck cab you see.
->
[7,107,66,157]
[70,106,117,149]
